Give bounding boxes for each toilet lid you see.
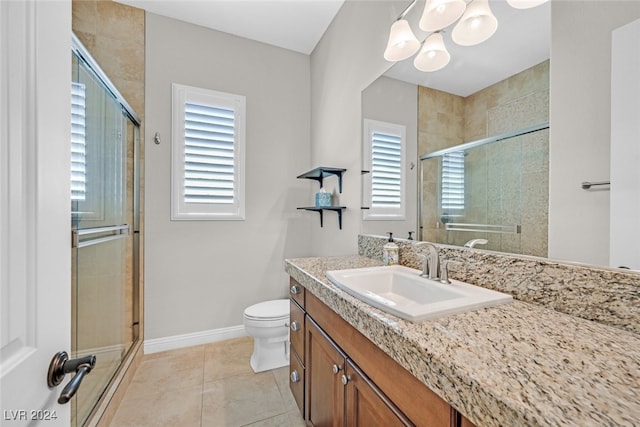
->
[244,299,289,320]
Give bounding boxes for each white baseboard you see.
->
[144,325,247,354]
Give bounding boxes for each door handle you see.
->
[47,351,96,404]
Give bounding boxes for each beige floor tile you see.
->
[241,413,290,427]
[271,366,299,413]
[286,410,306,427]
[204,336,254,382]
[240,410,305,427]
[201,372,286,427]
[110,383,203,427]
[143,344,206,361]
[125,345,205,397]
[111,339,298,426]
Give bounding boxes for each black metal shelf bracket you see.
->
[297,206,346,230]
[296,167,346,193]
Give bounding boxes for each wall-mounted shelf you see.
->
[297,167,346,193]
[297,206,346,229]
[297,167,347,229]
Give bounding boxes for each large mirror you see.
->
[361,1,640,270]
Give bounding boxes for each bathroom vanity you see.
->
[289,274,465,426]
[285,247,640,427]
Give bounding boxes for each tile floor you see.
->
[110,337,306,427]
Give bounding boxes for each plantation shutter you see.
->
[71,82,87,201]
[172,84,245,220]
[183,103,235,204]
[371,131,402,208]
[441,151,465,210]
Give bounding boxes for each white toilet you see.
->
[243,299,290,373]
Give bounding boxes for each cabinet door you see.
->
[306,316,346,427]
[344,360,413,427]
[460,415,477,427]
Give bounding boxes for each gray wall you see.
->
[310,0,401,255]
[144,13,311,340]
[549,1,640,266]
[360,75,418,238]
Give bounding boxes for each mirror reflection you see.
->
[361,0,640,270]
[418,60,549,257]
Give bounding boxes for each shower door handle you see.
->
[47,351,96,404]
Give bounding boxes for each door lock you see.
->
[47,351,96,404]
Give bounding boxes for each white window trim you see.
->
[362,119,406,221]
[171,83,246,220]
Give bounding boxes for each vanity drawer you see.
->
[289,278,305,308]
[290,298,305,361]
[289,350,305,416]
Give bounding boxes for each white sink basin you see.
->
[325,265,512,322]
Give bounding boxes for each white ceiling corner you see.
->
[115,0,346,55]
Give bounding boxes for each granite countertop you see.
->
[284,255,640,427]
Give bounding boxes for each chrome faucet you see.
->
[415,242,439,280]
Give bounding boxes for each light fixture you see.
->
[452,0,498,46]
[506,0,547,9]
[419,0,466,32]
[414,32,450,72]
[384,19,421,61]
[384,0,548,72]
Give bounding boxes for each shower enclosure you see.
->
[419,123,549,257]
[71,35,140,426]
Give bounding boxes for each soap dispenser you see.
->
[383,232,399,266]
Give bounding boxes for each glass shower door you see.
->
[71,48,139,426]
[420,126,549,257]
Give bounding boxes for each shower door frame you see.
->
[71,33,142,426]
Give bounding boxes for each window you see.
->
[441,151,465,211]
[362,119,406,220]
[172,84,246,220]
[71,82,87,202]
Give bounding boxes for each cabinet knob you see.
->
[290,370,300,383]
[290,321,300,332]
[341,374,350,385]
[290,284,300,295]
[332,364,343,374]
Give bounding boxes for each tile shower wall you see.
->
[419,61,549,256]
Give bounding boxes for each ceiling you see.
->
[115,0,549,96]
[115,0,345,54]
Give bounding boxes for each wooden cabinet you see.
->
[344,359,412,427]
[289,278,306,417]
[289,277,459,427]
[290,299,305,361]
[460,416,477,427]
[289,346,305,415]
[305,317,410,427]
[305,317,346,426]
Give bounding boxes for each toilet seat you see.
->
[244,299,289,321]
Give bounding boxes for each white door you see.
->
[1,1,72,425]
